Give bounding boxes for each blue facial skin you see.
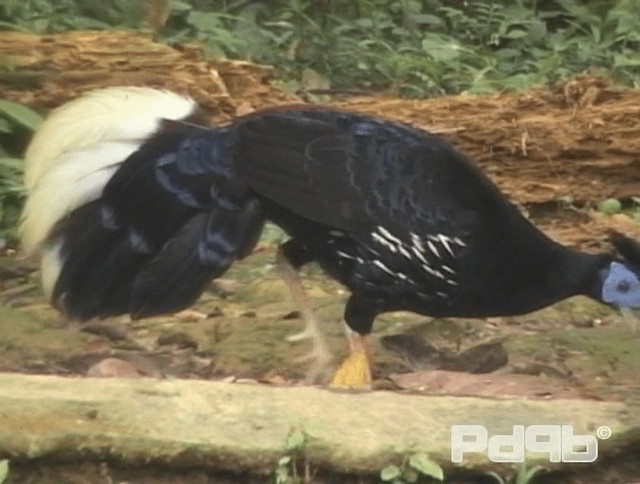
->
[601,261,640,308]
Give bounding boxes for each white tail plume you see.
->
[20,86,198,257]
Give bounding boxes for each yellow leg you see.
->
[330,328,372,389]
[276,247,332,382]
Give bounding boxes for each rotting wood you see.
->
[0,30,298,123]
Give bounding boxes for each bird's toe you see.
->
[330,349,372,389]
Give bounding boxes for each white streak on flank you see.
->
[438,234,455,257]
[454,237,466,247]
[336,250,364,264]
[412,247,428,264]
[397,245,412,260]
[410,232,424,251]
[409,233,428,262]
[373,259,395,276]
[372,232,397,253]
[441,264,456,275]
[421,263,445,280]
[436,291,448,298]
[426,240,441,259]
[20,87,198,256]
[377,226,402,246]
[446,279,458,286]
[329,230,344,237]
[337,250,355,260]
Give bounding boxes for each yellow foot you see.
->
[330,349,372,389]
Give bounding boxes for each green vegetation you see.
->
[272,427,310,484]
[487,462,546,484]
[596,197,640,223]
[2,1,640,97]
[0,460,8,484]
[0,101,41,248]
[380,452,444,482]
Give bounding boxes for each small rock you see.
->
[208,306,225,318]
[282,311,301,320]
[85,409,99,420]
[259,370,289,385]
[157,332,198,350]
[81,323,129,342]
[442,341,509,374]
[87,358,141,378]
[173,309,209,321]
[210,278,238,297]
[381,334,444,370]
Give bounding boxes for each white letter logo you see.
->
[451,425,602,463]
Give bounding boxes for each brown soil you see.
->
[1,31,640,483]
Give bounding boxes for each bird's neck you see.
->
[500,245,612,315]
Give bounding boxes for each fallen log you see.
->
[0,373,637,477]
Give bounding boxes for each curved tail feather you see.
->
[20,87,201,255]
[20,87,264,320]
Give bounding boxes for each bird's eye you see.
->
[617,280,631,293]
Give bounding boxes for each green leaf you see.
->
[0,157,25,172]
[380,465,402,482]
[597,198,622,214]
[0,459,9,484]
[411,14,444,27]
[274,465,289,484]
[403,465,420,483]
[285,428,305,451]
[187,11,222,32]
[614,53,640,67]
[1,203,20,228]
[170,0,192,12]
[0,117,12,134]
[0,100,42,131]
[516,463,545,484]
[301,67,330,91]
[408,453,444,480]
[504,29,528,39]
[485,470,507,484]
[421,37,461,61]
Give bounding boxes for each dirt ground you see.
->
[1,31,640,483]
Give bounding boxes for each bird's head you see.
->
[599,232,640,310]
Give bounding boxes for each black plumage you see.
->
[25,91,640,385]
[231,109,611,334]
[49,120,264,320]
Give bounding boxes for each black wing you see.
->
[232,108,570,319]
[233,108,503,241]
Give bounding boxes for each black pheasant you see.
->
[21,87,640,387]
